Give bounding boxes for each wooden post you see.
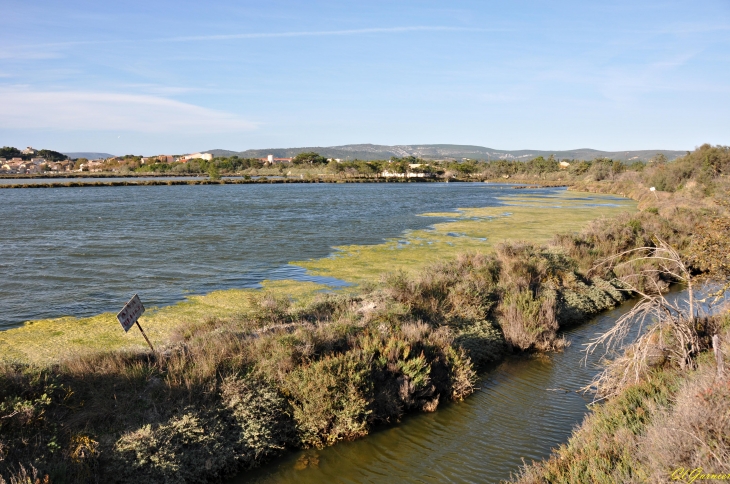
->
[136,320,155,352]
[713,334,724,378]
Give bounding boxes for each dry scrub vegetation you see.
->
[0,243,641,483]
[2,145,729,483]
[512,145,730,484]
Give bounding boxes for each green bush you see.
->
[108,376,295,483]
[281,354,371,448]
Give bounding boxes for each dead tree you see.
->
[582,238,707,398]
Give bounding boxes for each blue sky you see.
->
[1,0,729,155]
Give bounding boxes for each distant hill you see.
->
[63,152,115,160]
[205,144,686,162]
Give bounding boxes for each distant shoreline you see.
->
[0,176,571,189]
[0,172,205,179]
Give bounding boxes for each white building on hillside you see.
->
[179,152,213,162]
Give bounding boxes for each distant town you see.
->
[0,146,447,178]
[0,147,294,175]
[2,144,682,185]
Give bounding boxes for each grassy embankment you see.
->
[511,146,730,483]
[3,141,727,484]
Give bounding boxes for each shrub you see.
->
[280,353,372,448]
[111,410,239,483]
[108,375,296,483]
[499,289,559,350]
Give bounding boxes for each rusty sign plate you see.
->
[117,294,145,332]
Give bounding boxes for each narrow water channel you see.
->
[232,289,696,484]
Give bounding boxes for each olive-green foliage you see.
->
[500,289,558,350]
[207,163,220,180]
[646,144,730,193]
[252,314,475,448]
[379,253,509,359]
[493,243,585,350]
[453,319,505,368]
[292,152,327,165]
[219,375,297,458]
[113,412,230,483]
[379,246,631,354]
[108,375,295,484]
[281,353,372,448]
[382,253,501,327]
[556,277,629,326]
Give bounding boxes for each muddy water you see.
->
[233,290,696,484]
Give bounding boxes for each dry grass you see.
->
[640,359,730,478]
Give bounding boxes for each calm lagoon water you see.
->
[0,182,537,329]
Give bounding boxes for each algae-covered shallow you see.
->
[0,280,329,364]
[0,186,635,364]
[295,190,635,283]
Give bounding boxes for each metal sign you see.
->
[117,294,145,332]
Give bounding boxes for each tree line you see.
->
[0,146,68,162]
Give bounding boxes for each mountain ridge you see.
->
[62,152,116,160]
[205,144,686,162]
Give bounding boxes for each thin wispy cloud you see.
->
[0,88,256,133]
[2,26,492,54]
[162,26,490,42]
[0,46,65,60]
[7,22,721,57]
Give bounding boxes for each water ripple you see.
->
[1,182,529,328]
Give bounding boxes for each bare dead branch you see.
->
[583,238,703,399]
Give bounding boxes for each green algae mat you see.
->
[296,190,635,283]
[0,189,635,365]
